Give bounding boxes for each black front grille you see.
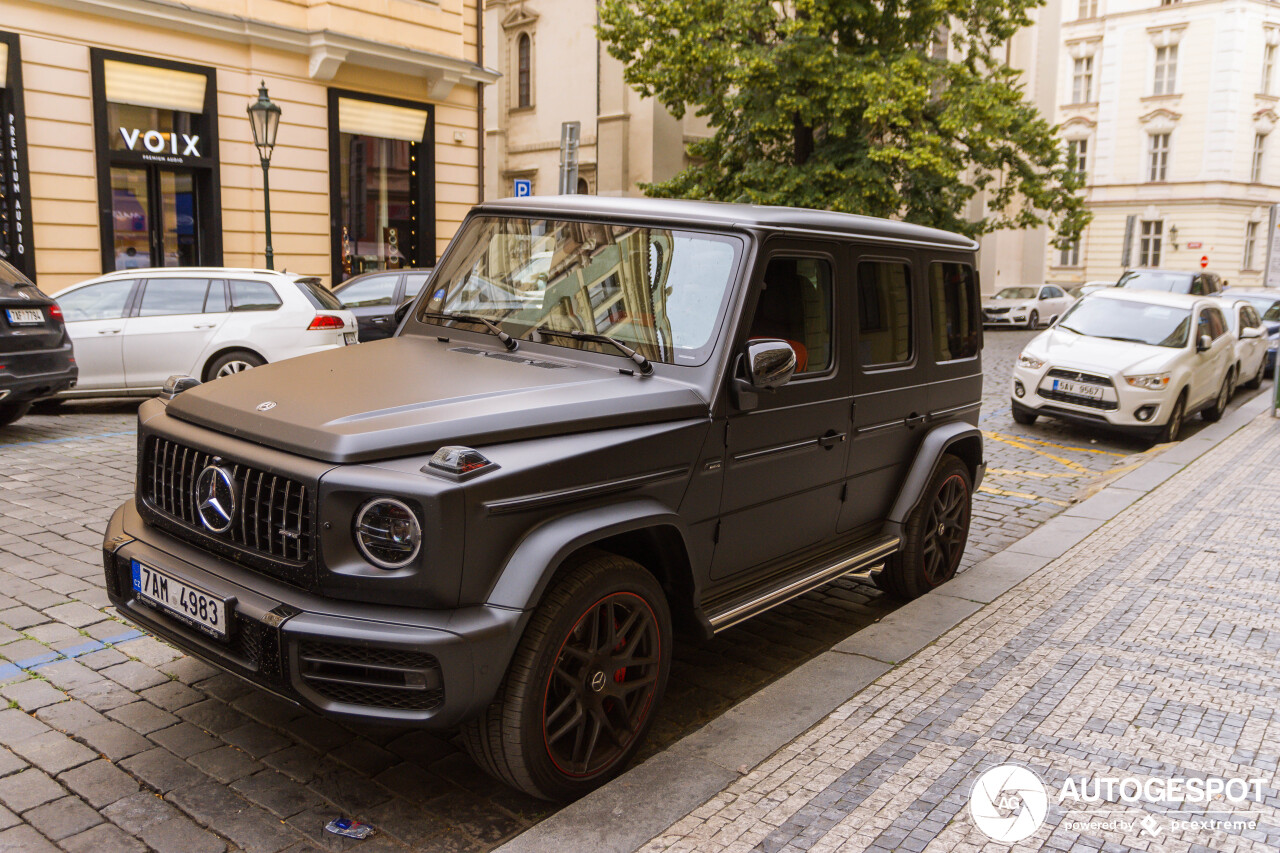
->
[984,307,1011,315]
[298,640,444,712]
[1046,368,1114,387]
[1039,389,1119,411]
[142,436,312,564]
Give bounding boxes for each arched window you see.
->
[517,34,531,108]
[577,177,589,195]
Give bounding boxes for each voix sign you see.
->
[118,127,201,164]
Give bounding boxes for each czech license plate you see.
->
[5,309,43,325]
[344,332,358,345]
[132,559,228,638]
[1052,378,1105,400]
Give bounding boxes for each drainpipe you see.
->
[477,0,485,202]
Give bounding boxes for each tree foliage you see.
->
[597,0,1089,242]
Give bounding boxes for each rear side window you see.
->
[857,261,912,366]
[137,279,209,317]
[229,280,282,312]
[929,262,980,361]
[56,280,135,322]
[295,279,343,310]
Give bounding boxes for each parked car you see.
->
[1011,289,1235,443]
[0,259,77,426]
[1065,281,1116,300]
[982,284,1074,329]
[1116,269,1223,295]
[333,268,433,341]
[102,196,986,801]
[52,268,357,399]
[1219,287,1280,372]
[1220,297,1270,391]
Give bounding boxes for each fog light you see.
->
[1014,380,1026,398]
[1135,405,1157,422]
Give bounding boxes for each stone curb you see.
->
[494,390,1276,853]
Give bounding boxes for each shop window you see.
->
[330,91,434,285]
[929,262,979,361]
[0,32,34,280]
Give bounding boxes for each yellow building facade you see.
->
[1,0,497,293]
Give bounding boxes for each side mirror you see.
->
[1197,334,1212,352]
[732,340,797,410]
[1047,314,1059,326]
[1241,326,1263,339]
[394,298,415,325]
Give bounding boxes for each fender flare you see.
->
[884,422,985,537]
[485,498,694,612]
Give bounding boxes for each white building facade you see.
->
[1051,0,1280,287]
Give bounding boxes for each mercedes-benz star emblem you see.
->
[589,671,607,692]
[194,465,237,533]
[256,401,276,412]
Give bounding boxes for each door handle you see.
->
[97,329,122,335]
[193,323,217,329]
[370,317,390,324]
[905,412,926,429]
[817,430,846,449]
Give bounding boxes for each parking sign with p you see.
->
[513,179,531,198]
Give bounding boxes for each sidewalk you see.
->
[503,392,1280,853]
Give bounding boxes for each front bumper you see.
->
[0,344,77,403]
[1010,364,1171,438]
[103,499,524,728]
[983,311,1031,326]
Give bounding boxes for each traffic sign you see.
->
[513,179,531,198]
[1200,255,1209,269]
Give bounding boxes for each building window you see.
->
[1067,139,1088,178]
[329,90,435,284]
[1148,133,1170,181]
[517,34,532,109]
[1078,0,1098,18]
[1264,44,1277,94]
[1072,57,1094,104]
[1139,220,1163,267]
[1153,45,1178,95]
[1244,221,1260,270]
[1059,239,1081,267]
[1251,133,1266,183]
[0,32,34,280]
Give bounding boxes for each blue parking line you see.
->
[0,664,19,681]
[0,627,147,680]
[0,430,137,449]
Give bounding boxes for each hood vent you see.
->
[448,346,571,370]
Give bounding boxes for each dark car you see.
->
[1117,269,1223,295]
[333,268,433,341]
[102,197,985,801]
[0,259,77,426]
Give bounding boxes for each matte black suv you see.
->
[103,197,985,800]
[0,259,77,426]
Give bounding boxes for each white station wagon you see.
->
[51,268,357,399]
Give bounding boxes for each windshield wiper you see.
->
[1057,324,1083,335]
[420,311,517,352]
[535,328,653,375]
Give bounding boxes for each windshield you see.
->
[1116,271,1192,292]
[994,287,1037,300]
[1057,298,1191,348]
[420,217,742,366]
[294,279,344,310]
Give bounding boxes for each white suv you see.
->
[52,268,357,399]
[1010,289,1235,443]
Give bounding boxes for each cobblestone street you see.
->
[0,331,1260,852]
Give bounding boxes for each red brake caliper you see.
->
[613,616,627,683]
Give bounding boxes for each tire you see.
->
[1027,310,1039,330]
[1157,392,1186,443]
[0,401,32,427]
[879,455,972,600]
[1011,408,1037,426]
[206,350,265,381]
[461,552,672,801]
[1245,356,1266,391]
[29,397,66,413]
[1201,371,1232,423]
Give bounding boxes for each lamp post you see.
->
[246,82,281,270]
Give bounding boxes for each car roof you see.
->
[1089,288,1217,309]
[475,196,979,251]
[92,267,289,280]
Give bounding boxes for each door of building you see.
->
[110,166,201,270]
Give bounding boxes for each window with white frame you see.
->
[1139,221,1163,267]
[1264,44,1277,95]
[1078,0,1097,18]
[1148,133,1170,181]
[1252,134,1266,183]
[1072,57,1094,104]
[1059,239,1081,267]
[1067,139,1089,178]
[1244,221,1260,270]
[1153,45,1178,95]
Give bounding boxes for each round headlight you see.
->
[353,498,421,569]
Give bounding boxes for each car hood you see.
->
[165,336,709,464]
[983,298,1036,310]
[1028,328,1180,375]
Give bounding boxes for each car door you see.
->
[1236,303,1267,380]
[52,279,137,390]
[121,278,225,389]
[337,274,400,341]
[1041,286,1070,319]
[1190,306,1232,405]
[711,243,853,580]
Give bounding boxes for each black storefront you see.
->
[90,49,222,273]
[0,32,35,281]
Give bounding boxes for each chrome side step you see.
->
[705,536,900,633]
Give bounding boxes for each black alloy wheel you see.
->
[879,454,972,600]
[1245,356,1266,390]
[1202,372,1232,423]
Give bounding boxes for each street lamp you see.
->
[246,82,282,270]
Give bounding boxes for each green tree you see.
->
[598,0,1089,244]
